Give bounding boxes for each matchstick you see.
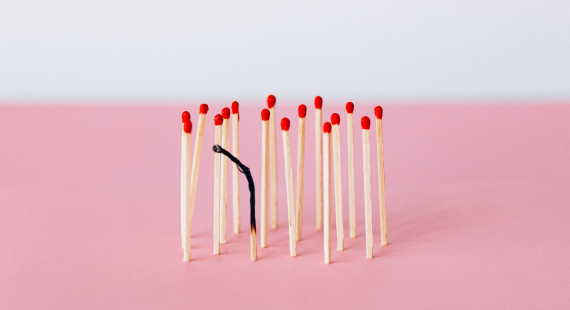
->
[331,113,344,251]
[375,106,387,246]
[231,101,240,234]
[346,102,356,239]
[184,104,208,262]
[361,117,373,258]
[323,122,332,264]
[268,95,278,229]
[213,114,223,254]
[295,104,306,241]
[281,118,297,257]
[181,112,192,253]
[315,96,323,229]
[260,109,270,248]
[220,107,230,243]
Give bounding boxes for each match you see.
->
[220,107,230,243]
[281,117,297,257]
[181,111,192,261]
[375,106,387,246]
[331,113,344,251]
[213,114,223,254]
[268,95,278,229]
[260,109,270,248]
[361,116,373,258]
[231,101,240,234]
[295,104,306,241]
[315,96,323,229]
[323,122,332,264]
[346,102,356,239]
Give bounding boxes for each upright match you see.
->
[375,106,387,246]
[181,111,192,261]
[268,95,278,229]
[184,104,208,262]
[213,114,223,254]
[323,122,332,264]
[315,96,323,229]
[295,104,307,241]
[361,116,373,258]
[281,117,297,257]
[346,102,356,239]
[331,113,344,251]
[231,101,240,234]
[220,107,230,243]
[260,109,270,248]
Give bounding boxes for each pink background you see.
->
[1,103,569,309]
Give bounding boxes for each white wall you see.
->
[1,0,569,102]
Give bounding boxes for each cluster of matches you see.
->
[179,96,387,264]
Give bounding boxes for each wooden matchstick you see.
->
[268,95,278,229]
[375,106,387,246]
[346,102,356,239]
[184,104,208,262]
[213,114,223,254]
[323,122,332,264]
[315,96,323,229]
[181,112,192,254]
[331,113,344,251]
[361,117,373,258]
[220,107,230,243]
[295,104,306,241]
[231,101,240,234]
[281,118,297,257]
[260,109,270,248]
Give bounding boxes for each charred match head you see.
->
[213,144,223,153]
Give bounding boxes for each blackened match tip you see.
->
[213,145,222,153]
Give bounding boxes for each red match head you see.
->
[221,107,230,119]
[281,118,290,131]
[184,120,192,134]
[314,96,323,109]
[298,104,307,118]
[323,122,332,133]
[182,111,190,123]
[267,95,276,109]
[361,116,370,130]
[261,109,270,121]
[200,104,209,114]
[374,106,383,119]
[331,113,340,125]
[231,101,239,114]
[214,114,223,126]
[346,102,354,113]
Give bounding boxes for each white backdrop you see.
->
[1,0,569,102]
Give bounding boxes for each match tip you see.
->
[213,144,222,153]
[346,102,354,113]
[261,109,270,121]
[221,107,230,119]
[231,101,239,114]
[314,96,323,109]
[214,114,223,126]
[331,113,340,125]
[200,104,209,114]
[181,111,190,123]
[374,106,383,119]
[361,116,370,130]
[323,122,332,133]
[184,120,192,133]
[281,118,290,131]
[267,95,276,108]
[298,104,307,118]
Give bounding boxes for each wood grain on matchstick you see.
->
[346,102,356,239]
[268,95,278,229]
[315,96,323,229]
[361,116,373,259]
[331,113,344,251]
[231,101,240,234]
[261,109,270,248]
[296,104,306,241]
[323,122,332,264]
[281,118,297,257]
[375,106,387,246]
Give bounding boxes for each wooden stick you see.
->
[295,105,306,241]
[220,108,230,243]
[346,102,356,239]
[375,106,387,246]
[281,118,297,257]
[315,96,323,229]
[231,101,240,234]
[260,109,270,248]
[184,104,208,262]
[181,115,187,248]
[213,114,223,255]
[182,112,192,261]
[323,122,332,264]
[361,117,373,259]
[331,113,344,251]
[268,95,278,229]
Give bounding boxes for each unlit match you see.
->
[295,104,307,241]
[181,111,192,261]
[268,95,278,229]
[260,109,270,248]
[232,101,240,234]
[281,117,297,257]
[331,113,344,251]
[375,106,387,246]
[361,116,373,259]
[220,107,230,244]
[213,114,223,255]
[323,122,332,264]
[346,102,356,239]
[315,96,323,229]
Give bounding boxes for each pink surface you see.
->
[1,103,570,309]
